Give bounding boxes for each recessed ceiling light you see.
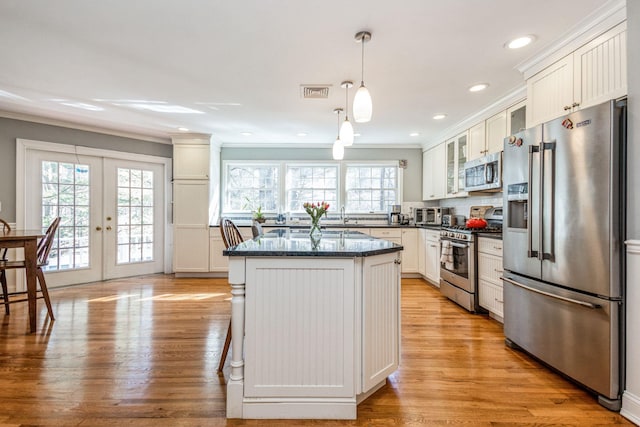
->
[410,132,420,137]
[433,114,447,120]
[469,83,489,92]
[178,127,189,132]
[506,35,535,49]
[296,132,308,137]
[240,132,253,136]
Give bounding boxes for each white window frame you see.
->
[222,161,280,214]
[342,161,403,214]
[285,162,340,213]
[221,160,402,217]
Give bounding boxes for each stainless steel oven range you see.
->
[439,206,502,313]
[439,227,478,312]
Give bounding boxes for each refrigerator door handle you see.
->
[528,145,539,258]
[501,277,601,309]
[542,141,556,262]
[538,141,545,261]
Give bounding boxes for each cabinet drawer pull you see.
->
[430,244,437,248]
[495,298,504,303]
[493,246,502,250]
[572,102,580,108]
[495,269,504,273]
[563,105,572,111]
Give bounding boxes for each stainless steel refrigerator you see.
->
[502,99,626,411]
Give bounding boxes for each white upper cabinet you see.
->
[422,143,446,201]
[173,144,210,179]
[445,131,468,198]
[573,21,627,110]
[527,22,627,126]
[468,121,486,161]
[485,111,507,155]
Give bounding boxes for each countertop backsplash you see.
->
[439,194,503,219]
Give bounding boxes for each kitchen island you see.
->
[223,229,403,420]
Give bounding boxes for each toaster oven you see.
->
[415,207,452,225]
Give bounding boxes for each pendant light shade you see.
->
[332,107,345,160]
[339,119,354,146]
[340,81,354,146]
[332,138,344,160]
[353,31,372,123]
[353,83,372,123]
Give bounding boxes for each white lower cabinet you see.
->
[401,229,418,274]
[477,237,504,321]
[418,229,427,276]
[424,229,440,285]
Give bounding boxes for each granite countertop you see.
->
[223,229,403,257]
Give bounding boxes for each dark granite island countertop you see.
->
[223,229,403,257]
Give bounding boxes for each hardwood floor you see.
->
[0,275,632,426]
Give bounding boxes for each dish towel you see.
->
[440,240,454,270]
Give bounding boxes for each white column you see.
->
[226,257,246,418]
[622,241,640,424]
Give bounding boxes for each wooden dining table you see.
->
[0,228,44,333]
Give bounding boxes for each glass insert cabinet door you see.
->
[445,131,468,196]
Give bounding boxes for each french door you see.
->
[23,146,166,287]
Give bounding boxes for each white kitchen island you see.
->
[223,229,403,420]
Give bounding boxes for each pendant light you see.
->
[332,108,344,160]
[353,31,372,123]
[339,81,354,146]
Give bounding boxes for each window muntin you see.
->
[41,160,90,271]
[345,164,398,213]
[223,163,279,212]
[285,165,338,212]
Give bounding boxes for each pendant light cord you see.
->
[344,84,349,120]
[360,37,365,84]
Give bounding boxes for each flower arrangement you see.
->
[303,201,330,237]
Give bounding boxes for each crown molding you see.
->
[422,85,527,151]
[0,109,171,144]
[517,0,626,80]
[220,142,423,150]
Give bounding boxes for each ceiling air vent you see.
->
[300,85,331,99]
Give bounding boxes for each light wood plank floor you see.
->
[0,275,632,426]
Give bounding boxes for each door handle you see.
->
[527,145,539,258]
[501,277,601,309]
[541,141,556,262]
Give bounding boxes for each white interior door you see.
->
[24,147,166,286]
[26,150,103,286]
[103,159,164,279]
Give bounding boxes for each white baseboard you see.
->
[621,391,640,425]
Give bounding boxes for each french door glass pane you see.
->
[41,161,90,271]
[116,168,154,264]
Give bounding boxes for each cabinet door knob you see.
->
[96,226,102,231]
[564,105,572,111]
[572,102,580,108]
[394,259,402,265]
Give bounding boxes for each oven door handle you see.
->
[448,242,469,249]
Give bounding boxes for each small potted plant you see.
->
[244,197,266,223]
[253,206,266,223]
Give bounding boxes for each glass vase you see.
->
[309,218,322,239]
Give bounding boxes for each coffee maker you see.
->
[388,205,402,224]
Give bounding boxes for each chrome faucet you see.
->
[341,206,350,224]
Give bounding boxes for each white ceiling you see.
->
[0,0,612,146]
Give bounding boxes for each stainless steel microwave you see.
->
[463,151,502,192]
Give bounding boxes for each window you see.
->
[345,164,399,213]
[286,165,338,212]
[221,161,400,216]
[223,163,279,212]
